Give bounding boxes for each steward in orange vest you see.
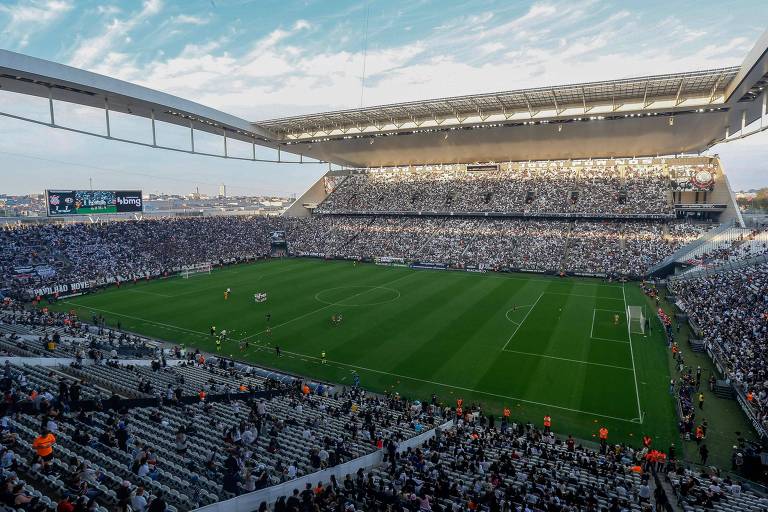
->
[598,427,609,449]
[543,415,552,433]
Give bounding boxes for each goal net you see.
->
[627,305,645,335]
[181,263,212,279]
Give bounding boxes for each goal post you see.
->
[627,305,645,335]
[181,263,212,279]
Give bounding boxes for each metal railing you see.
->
[647,220,733,275]
[670,252,768,280]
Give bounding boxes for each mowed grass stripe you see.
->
[53,258,675,443]
[249,343,641,424]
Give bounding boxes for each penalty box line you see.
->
[622,284,644,424]
[590,308,631,344]
[501,349,633,371]
[253,343,640,424]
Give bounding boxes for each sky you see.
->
[1,0,768,196]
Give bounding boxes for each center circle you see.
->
[315,286,401,306]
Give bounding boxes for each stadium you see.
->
[1,5,768,512]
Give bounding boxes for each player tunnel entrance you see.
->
[270,230,287,257]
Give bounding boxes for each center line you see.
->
[238,270,416,342]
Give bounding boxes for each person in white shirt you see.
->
[131,487,148,512]
[287,462,297,479]
[137,461,154,479]
[242,469,257,493]
[242,428,256,446]
[0,448,15,470]
[638,482,651,502]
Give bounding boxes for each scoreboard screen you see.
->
[46,190,143,216]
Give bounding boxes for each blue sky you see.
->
[1,0,768,196]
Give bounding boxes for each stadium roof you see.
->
[0,49,286,162]
[1,28,767,166]
[259,67,740,139]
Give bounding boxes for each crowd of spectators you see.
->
[317,161,674,216]
[669,264,768,437]
[1,157,722,295]
[0,326,438,512]
[257,404,768,512]
[265,416,665,511]
[0,213,709,296]
[0,217,279,293]
[0,299,157,360]
[686,227,768,268]
[289,216,705,276]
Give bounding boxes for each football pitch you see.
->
[54,258,677,447]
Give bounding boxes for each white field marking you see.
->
[501,292,544,350]
[590,309,631,344]
[501,349,634,371]
[314,285,401,307]
[61,302,209,337]
[544,292,625,301]
[590,337,631,345]
[590,309,596,339]
[237,270,416,343]
[122,288,173,298]
[504,304,534,324]
[249,343,639,423]
[170,260,305,298]
[622,284,644,424]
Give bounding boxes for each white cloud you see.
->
[96,5,122,16]
[0,0,71,23]
[70,0,755,124]
[171,14,209,26]
[69,0,163,69]
[0,0,72,49]
[467,12,494,25]
[478,42,505,54]
[293,19,311,31]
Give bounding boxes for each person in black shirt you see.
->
[147,492,166,512]
[70,382,81,404]
[285,489,300,511]
[0,478,15,508]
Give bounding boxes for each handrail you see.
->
[647,220,733,275]
[670,252,768,280]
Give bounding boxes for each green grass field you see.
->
[53,258,678,450]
